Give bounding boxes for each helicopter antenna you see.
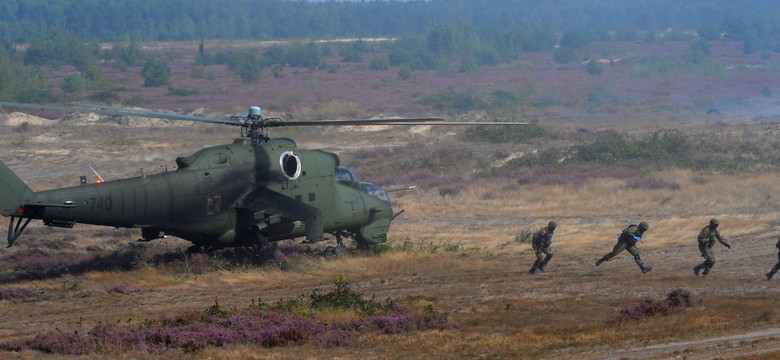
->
[89,166,106,183]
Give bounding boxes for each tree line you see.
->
[2,0,780,42]
[4,0,780,105]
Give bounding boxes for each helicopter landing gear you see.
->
[324,244,346,258]
[253,231,270,248]
[323,232,347,258]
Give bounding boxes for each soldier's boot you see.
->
[539,254,553,272]
[634,255,652,273]
[701,260,714,276]
[529,260,540,274]
[595,256,608,266]
[693,264,703,276]
[767,264,780,280]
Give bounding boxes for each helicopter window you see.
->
[336,166,361,189]
[279,151,301,180]
[308,193,316,202]
[361,182,391,205]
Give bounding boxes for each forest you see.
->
[4,0,780,107]
[2,0,780,42]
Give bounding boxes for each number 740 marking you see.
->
[88,197,112,211]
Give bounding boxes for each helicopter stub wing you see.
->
[237,187,324,243]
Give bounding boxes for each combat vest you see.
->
[697,226,718,247]
[532,227,553,248]
[619,224,642,243]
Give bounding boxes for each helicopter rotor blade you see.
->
[0,102,529,129]
[277,119,528,126]
[0,102,241,126]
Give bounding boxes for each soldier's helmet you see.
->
[638,221,649,230]
[548,220,557,229]
[710,218,719,227]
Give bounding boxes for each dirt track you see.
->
[586,328,780,360]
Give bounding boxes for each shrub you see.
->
[0,275,450,355]
[397,64,413,80]
[416,87,486,112]
[369,56,390,70]
[89,89,120,104]
[61,72,87,93]
[515,229,533,244]
[285,42,321,69]
[16,122,32,133]
[309,274,389,316]
[587,60,603,75]
[142,57,171,87]
[608,289,694,323]
[553,48,577,64]
[0,287,35,300]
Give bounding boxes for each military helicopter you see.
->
[0,102,524,253]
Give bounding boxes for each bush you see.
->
[397,64,413,80]
[608,289,693,323]
[285,42,321,69]
[141,57,171,87]
[515,229,533,244]
[61,72,87,93]
[88,90,120,104]
[416,87,486,112]
[0,275,450,354]
[587,60,603,75]
[553,47,577,64]
[369,56,389,70]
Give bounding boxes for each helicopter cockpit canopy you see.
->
[335,166,362,189]
[361,182,391,205]
[335,166,390,205]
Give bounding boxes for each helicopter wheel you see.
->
[324,244,347,258]
[334,244,346,257]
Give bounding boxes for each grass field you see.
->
[1,38,779,359]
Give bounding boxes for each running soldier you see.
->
[530,220,557,274]
[693,218,731,276]
[767,237,780,280]
[595,222,653,273]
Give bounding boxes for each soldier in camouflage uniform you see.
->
[767,237,780,280]
[693,218,731,276]
[595,221,653,273]
[529,220,557,274]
